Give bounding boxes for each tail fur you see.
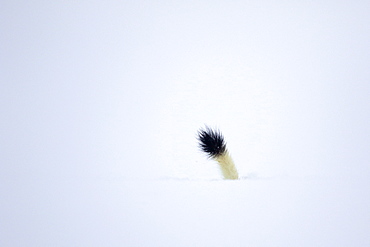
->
[197,127,239,180]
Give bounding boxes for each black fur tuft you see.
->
[197,127,226,158]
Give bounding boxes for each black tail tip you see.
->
[197,126,226,158]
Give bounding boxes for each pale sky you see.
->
[2,1,369,181]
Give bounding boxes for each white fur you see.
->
[215,151,239,180]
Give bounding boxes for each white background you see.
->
[1,1,369,246]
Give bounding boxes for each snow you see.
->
[2,176,369,246]
[1,1,370,246]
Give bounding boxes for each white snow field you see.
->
[1,1,370,246]
[2,176,370,246]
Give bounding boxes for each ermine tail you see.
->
[197,127,239,180]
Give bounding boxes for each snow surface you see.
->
[2,176,369,246]
[1,1,370,246]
